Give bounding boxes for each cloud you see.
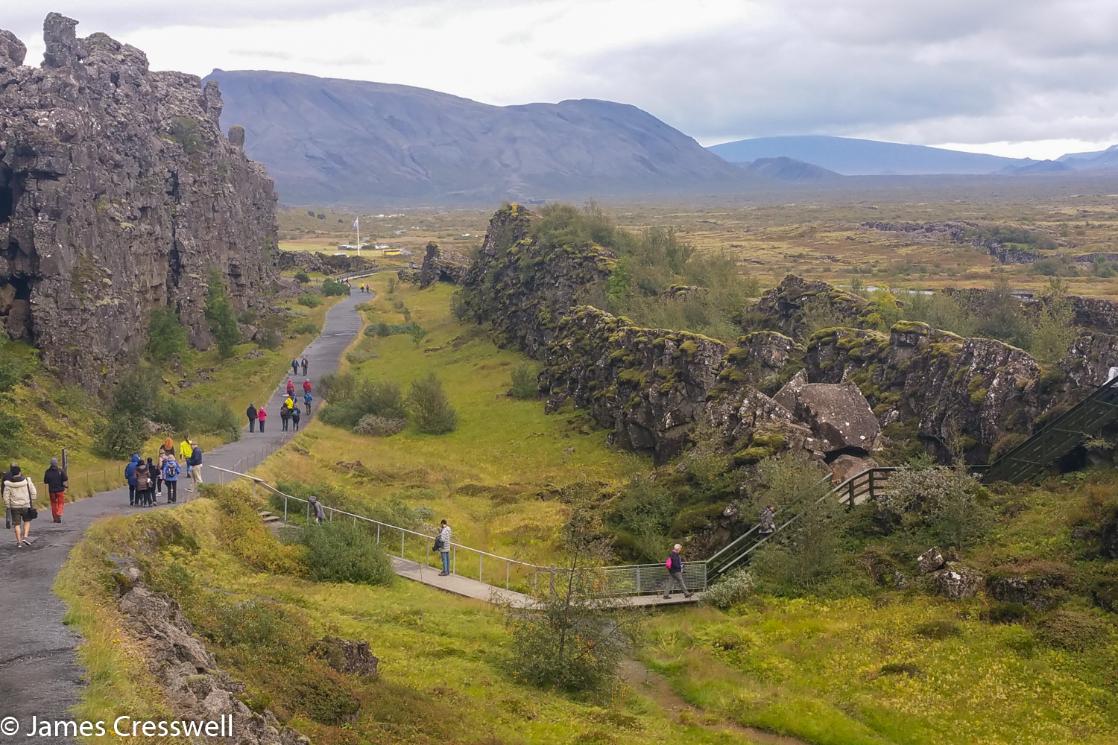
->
[8,0,1118,156]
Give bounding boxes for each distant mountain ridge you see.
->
[205,70,750,204]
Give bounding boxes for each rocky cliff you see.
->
[0,15,278,390]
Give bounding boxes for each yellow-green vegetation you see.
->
[258,274,646,564]
[58,486,757,745]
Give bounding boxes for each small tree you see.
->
[506,492,634,692]
[205,270,240,358]
[508,363,539,399]
[1031,279,1077,363]
[146,307,188,362]
[408,373,457,434]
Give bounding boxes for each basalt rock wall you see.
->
[0,15,278,391]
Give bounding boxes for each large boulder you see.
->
[746,274,873,339]
[774,372,880,453]
[986,562,1069,611]
[416,242,469,288]
[932,562,983,600]
[916,547,946,574]
[310,636,380,678]
[720,330,802,390]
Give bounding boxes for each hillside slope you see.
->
[709,135,1024,175]
[206,70,751,204]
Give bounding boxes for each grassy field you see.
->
[255,274,647,565]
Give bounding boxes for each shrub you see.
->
[256,328,282,349]
[301,521,394,585]
[353,415,406,437]
[204,270,240,357]
[367,321,424,337]
[293,271,310,284]
[292,321,319,336]
[146,307,188,362]
[750,496,848,596]
[96,411,147,459]
[875,466,991,547]
[320,380,406,429]
[319,372,357,404]
[408,373,457,434]
[914,619,962,640]
[508,363,540,399]
[608,475,675,562]
[983,601,1033,625]
[205,599,305,662]
[321,278,350,296]
[1036,609,1111,651]
[703,569,755,610]
[297,293,323,308]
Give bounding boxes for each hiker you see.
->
[145,457,159,505]
[179,437,193,466]
[662,543,693,599]
[302,378,312,395]
[162,456,181,504]
[257,405,268,432]
[303,390,313,415]
[436,519,452,576]
[43,457,68,524]
[280,403,291,431]
[3,465,37,548]
[286,378,295,397]
[187,441,203,493]
[301,357,309,376]
[291,404,302,431]
[135,459,153,508]
[758,505,776,536]
[291,359,299,376]
[309,495,325,524]
[246,402,257,433]
[125,453,140,506]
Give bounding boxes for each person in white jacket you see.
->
[437,520,452,576]
[3,465,38,548]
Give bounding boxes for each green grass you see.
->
[257,275,647,565]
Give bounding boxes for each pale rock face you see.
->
[0,14,278,391]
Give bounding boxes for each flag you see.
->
[352,217,359,229]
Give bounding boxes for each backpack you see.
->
[188,448,202,466]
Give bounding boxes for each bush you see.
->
[292,321,319,336]
[875,466,991,547]
[1036,609,1111,651]
[508,363,539,399]
[703,569,755,610]
[297,293,323,308]
[301,521,394,585]
[914,619,963,639]
[408,373,457,434]
[96,411,147,459]
[319,372,357,404]
[983,602,1033,625]
[256,328,282,350]
[146,308,188,362]
[204,270,240,358]
[353,415,406,437]
[293,271,310,284]
[319,380,406,430]
[321,278,350,296]
[750,496,848,596]
[367,321,424,337]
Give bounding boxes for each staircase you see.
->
[980,376,1118,484]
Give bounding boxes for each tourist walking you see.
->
[3,465,37,547]
[436,519,452,575]
[662,543,693,599]
[758,505,776,537]
[145,457,159,505]
[286,378,295,397]
[301,357,309,376]
[246,402,257,433]
[309,495,325,524]
[43,457,68,524]
[280,404,291,432]
[291,404,301,431]
[135,459,153,507]
[302,378,312,395]
[162,457,181,504]
[303,391,312,415]
[125,453,140,507]
[187,441,203,493]
[291,359,299,376]
[179,437,193,466]
[257,405,268,432]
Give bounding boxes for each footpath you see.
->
[0,288,366,743]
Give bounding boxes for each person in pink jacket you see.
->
[257,405,268,432]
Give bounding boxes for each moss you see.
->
[750,431,787,450]
[967,377,989,405]
[617,369,647,386]
[679,340,699,357]
[891,320,933,335]
[718,368,747,383]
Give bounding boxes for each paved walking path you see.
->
[0,288,367,743]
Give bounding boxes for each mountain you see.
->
[740,156,839,181]
[205,70,749,204]
[1001,160,1074,175]
[1058,144,1118,170]
[708,135,1025,175]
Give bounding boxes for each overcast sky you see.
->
[8,1,1118,159]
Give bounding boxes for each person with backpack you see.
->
[286,378,295,397]
[436,519,452,575]
[257,405,268,432]
[291,404,302,431]
[179,437,193,466]
[43,457,68,523]
[280,403,291,431]
[134,459,153,507]
[246,402,257,433]
[301,357,309,376]
[758,505,776,537]
[302,378,312,395]
[309,495,325,524]
[124,453,140,507]
[162,456,181,504]
[3,465,38,547]
[145,456,159,505]
[662,543,693,600]
[187,441,203,494]
[303,390,313,415]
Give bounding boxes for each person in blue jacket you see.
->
[303,390,313,415]
[161,456,181,504]
[124,454,140,507]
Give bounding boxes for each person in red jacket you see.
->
[257,405,268,432]
[285,378,295,397]
[302,378,312,394]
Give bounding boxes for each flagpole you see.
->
[356,216,360,255]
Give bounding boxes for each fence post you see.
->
[479,554,483,584]
[283,494,288,524]
[505,560,510,590]
[400,528,404,559]
[636,566,642,595]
